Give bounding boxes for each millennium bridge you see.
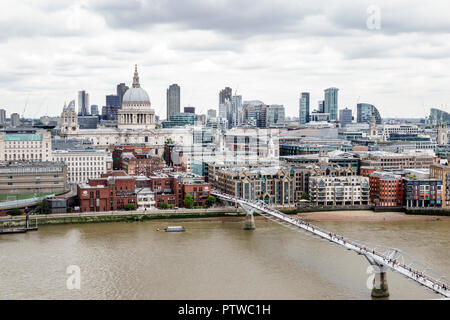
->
[212,190,450,298]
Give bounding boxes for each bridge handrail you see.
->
[212,190,450,297]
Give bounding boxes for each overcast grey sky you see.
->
[1,0,450,119]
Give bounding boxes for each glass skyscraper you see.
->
[357,103,381,124]
[299,92,310,125]
[324,88,339,121]
[78,90,89,116]
[167,84,181,120]
[339,108,352,127]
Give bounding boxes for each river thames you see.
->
[1,214,449,299]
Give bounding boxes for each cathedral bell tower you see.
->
[60,101,79,137]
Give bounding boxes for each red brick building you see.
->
[110,144,154,170]
[121,153,165,176]
[77,171,137,212]
[360,166,378,177]
[369,171,404,207]
[135,171,211,208]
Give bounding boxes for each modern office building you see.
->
[106,95,120,108]
[207,109,217,119]
[77,115,99,129]
[10,113,20,127]
[0,109,6,126]
[324,88,339,121]
[116,83,129,107]
[161,113,197,128]
[430,108,450,125]
[184,106,195,114]
[253,104,269,128]
[339,108,353,127]
[318,100,325,113]
[78,90,90,116]
[404,178,442,208]
[357,151,438,170]
[0,161,68,196]
[369,171,404,207]
[219,87,232,105]
[90,105,99,116]
[218,102,228,120]
[167,84,181,120]
[231,95,243,128]
[266,105,285,127]
[357,103,382,124]
[299,92,310,125]
[102,95,120,121]
[310,111,330,122]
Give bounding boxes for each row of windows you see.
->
[55,156,105,161]
[7,181,60,185]
[5,142,48,147]
[4,154,48,160]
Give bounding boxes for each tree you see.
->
[159,202,169,209]
[8,208,24,216]
[301,192,309,200]
[124,203,136,211]
[36,199,51,214]
[206,195,217,207]
[183,194,194,208]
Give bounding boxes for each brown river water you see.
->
[1,213,449,299]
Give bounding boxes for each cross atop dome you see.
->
[132,64,140,88]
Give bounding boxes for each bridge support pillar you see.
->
[244,212,255,230]
[240,203,255,230]
[365,255,389,298]
[371,268,389,298]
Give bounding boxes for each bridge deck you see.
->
[212,191,450,298]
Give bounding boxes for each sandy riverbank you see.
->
[294,210,450,222]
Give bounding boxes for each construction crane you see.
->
[22,94,29,126]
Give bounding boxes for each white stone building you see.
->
[0,128,52,162]
[58,66,195,156]
[52,149,112,185]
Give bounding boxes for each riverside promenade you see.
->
[0,206,246,227]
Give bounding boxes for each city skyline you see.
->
[1,1,450,119]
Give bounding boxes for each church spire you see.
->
[132,64,140,88]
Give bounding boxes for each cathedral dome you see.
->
[123,87,150,104]
[122,64,151,104]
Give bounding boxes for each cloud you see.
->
[1,0,450,120]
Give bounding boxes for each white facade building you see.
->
[52,149,112,185]
[309,175,370,206]
[380,124,420,140]
[0,129,52,162]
